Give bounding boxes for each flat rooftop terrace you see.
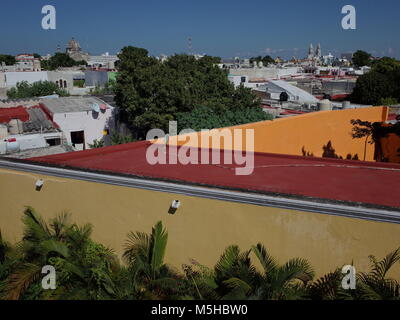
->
[25,141,400,210]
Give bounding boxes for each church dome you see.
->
[67,38,81,51]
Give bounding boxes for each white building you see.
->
[229,66,301,81]
[0,105,63,155]
[41,97,114,150]
[0,71,48,88]
[15,54,41,72]
[262,80,319,104]
[87,52,119,69]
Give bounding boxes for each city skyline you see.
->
[0,0,399,59]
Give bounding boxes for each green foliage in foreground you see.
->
[7,81,69,99]
[1,208,399,300]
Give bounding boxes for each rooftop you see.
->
[27,141,400,210]
[41,96,111,114]
[0,105,59,134]
[23,106,58,133]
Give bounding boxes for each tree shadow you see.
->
[301,141,359,160]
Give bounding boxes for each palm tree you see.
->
[211,243,314,300]
[3,207,119,300]
[122,221,186,299]
[307,248,400,300]
[355,248,400,299]
[0,230,18,298]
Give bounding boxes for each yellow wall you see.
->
[167,107,388,162]
[1,167,400,277]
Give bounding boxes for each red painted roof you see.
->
[0,106,29,123]
[27,141,400,208]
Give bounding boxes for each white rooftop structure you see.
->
[263,80,319,104]
[42,96,111,114]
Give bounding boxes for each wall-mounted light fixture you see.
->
[168,200,180,214]
[35,179,44,191]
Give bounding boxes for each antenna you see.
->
[188,37,192,55]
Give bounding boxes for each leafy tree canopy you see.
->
[350,55,400,105]
[250,55,275,66]
[114,46,264,139]
[7,81,69,99]
[352,50,372,68]
[176,105,272,132]
[0,54,16,66]
[41,53,86,70]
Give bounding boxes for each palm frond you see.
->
[50,212,71,239]
[22,207,51,242]
[5,263,42,300]
[251,243,277,274]
[369,248,400,279]
[149,221,168,274]
[38,239,70,258]
[66,223,93,250]
[215,245,241,276]
[223,277,252,294]
[0,230,11,263]
[307,269,342,300]
[279,258,315,284]
[123,231,150,264]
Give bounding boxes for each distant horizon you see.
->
[1,0,399,59]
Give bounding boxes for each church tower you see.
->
[308,43,314,60]
[316,43,322,58]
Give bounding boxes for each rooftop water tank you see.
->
[8,119,23,135]
[318,99,332,111]
[6,138,20,153]
[342,101,351,109]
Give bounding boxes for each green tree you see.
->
[352,50,372,67]
[1,207,118,300]
[350,71,395,105]
[41,53,86,70]
[250,55,274,66]
[176,104,272,132]
[371,57,400,74]
[0,54,16,66]
[122,221,187,299]
[211,244,314,299]
[7,81,69,99]
[110,130,135,145]
[88,139,105,149]
[307,248,400,300]
[114,46,262,139]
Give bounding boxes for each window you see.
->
[45,138,61,146]
[70,130,85,149]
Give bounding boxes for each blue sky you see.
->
[1,0,399,59]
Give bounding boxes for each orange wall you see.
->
[380,134,400,163]
[166,107,388,162]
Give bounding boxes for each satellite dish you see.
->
[91,103,100,113]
